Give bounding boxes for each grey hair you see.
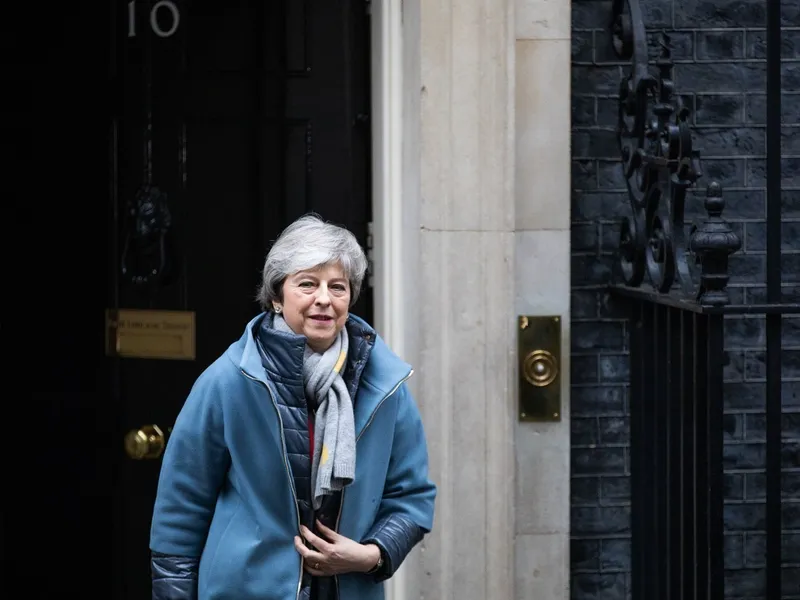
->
[257,214,368,311]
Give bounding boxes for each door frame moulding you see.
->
[371,0,405,363]
[370,0,407,598]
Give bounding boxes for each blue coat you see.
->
[149,313,437,600]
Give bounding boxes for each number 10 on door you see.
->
[128,0,180,38]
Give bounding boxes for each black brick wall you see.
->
[570,1,800,598]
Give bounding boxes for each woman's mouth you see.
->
[310,315,333,322]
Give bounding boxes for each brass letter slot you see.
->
[518,315,561,422]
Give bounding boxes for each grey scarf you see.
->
[273,314,356,510]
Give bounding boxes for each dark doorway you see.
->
[7,0,372,596]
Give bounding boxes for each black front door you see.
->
[11,1,371,596]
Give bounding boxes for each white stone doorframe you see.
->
[369,0,407,599]
[370,0,404,356]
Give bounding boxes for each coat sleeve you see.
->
[151,552,200,600]
[149,372,231,599]
[361,383,436,582]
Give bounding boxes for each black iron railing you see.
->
[608,1,793,599]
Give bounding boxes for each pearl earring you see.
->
[274,306,282,314]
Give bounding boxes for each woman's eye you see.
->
[299,281,315,288]
[332,284,347,291]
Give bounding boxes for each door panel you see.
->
[113,1,371,597]
[11,0,371,595]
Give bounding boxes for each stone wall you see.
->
[402,0,574,599]
[516,0,573,598]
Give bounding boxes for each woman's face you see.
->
[277,263,351,353]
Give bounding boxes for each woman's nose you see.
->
[315,285,331,305]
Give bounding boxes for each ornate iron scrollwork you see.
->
[610,0,740,305]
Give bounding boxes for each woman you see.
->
[149,214,436,600]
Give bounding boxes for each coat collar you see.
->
[233,312,413,437]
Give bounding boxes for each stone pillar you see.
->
[397,0,572,598]
[514,0,572,598]
[411,0,517,598]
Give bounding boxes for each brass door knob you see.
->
[124,424,166,460]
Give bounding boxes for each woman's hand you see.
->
[294,520,381,577]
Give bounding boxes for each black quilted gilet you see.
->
[255,314,375,600]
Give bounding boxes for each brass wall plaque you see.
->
[106,309,196,360]
[518,315,561,422]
